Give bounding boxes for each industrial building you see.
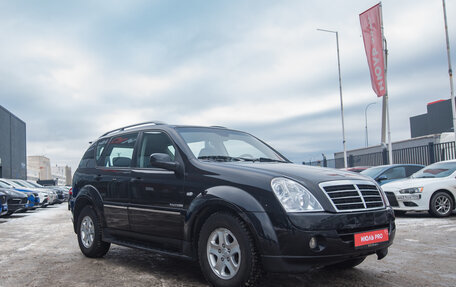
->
[409,99,453,138]
[0,105,27,179]
[27,155,72,185]
[332,99,455,168]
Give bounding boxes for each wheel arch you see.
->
[73,185,104,233]
[184,185,280,259]
[430,189,455,209]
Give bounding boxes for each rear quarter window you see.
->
[78,144,96,168]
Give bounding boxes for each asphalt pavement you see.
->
[1,204,455,287]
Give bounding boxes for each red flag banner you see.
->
[360,3,386,97]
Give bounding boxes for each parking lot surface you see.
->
[1,205,455,287]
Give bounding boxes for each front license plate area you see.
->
[354,229,389,248]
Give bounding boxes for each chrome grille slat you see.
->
[319,180,385,212]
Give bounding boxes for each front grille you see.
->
[320,181,385,212]
[9,199,22,204]
[385,192,399,207]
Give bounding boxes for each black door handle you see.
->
[95,175,102,181]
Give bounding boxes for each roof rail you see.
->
[100,121,166,137]
[210,126,227,129]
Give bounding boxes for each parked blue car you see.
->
[360,164,424,185]
[0,179,37,210]
[0,191,8,216]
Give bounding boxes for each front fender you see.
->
[184,186,280,257]
[73,185,104,233]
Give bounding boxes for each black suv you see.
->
[71,122,395,287]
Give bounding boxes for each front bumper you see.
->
[384,191,427,211]
[1,204,8,216]
[253,208,395,273]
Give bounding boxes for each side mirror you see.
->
[376,175,387,182]
[150,153,180,171]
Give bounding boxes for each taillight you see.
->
[69,188,73,197]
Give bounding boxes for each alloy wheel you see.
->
[206,227,241,280]
[80,215,95,248]
[434,195,451,215]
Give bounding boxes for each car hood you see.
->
[0,188,28,198]
[212,162,370,184]
[381,177,441,190]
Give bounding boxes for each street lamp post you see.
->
[317,28,347,168]
[364,102,376,147]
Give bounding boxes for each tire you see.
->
[77,206,110,258]
[326,257,366,269]
[429,191,454,217]
[198,212,263,287]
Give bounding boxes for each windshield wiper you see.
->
[417,175,435,178]
[252,157,287,163]
[198,156,286,163]
[198,155,242,162]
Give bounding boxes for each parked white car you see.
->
[382,160,456,217]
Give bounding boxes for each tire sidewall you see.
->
[77,206,101,256]
[430,192,454,217]
[198,213,254,287]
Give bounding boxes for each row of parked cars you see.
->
[0,178,70,217]
[345,160,456,217]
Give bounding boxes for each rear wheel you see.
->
[198,212,263,287]
[429,192,454,217]
[77,206,110,258]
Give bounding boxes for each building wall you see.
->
[410,99,453,138]
[27,156,51,180]
[51,164,72,185]
[0,106,26,179]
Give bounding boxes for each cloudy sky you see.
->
[1,0,455,172]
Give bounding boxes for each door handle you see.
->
[130,178,144,183]
[95,175,102,181]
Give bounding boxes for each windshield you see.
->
[15,180,36,188]
[360,166,386,178]
[176,127,287,162]
[412,162,456,178]
[26,181,43,188]
[0,180,14,189]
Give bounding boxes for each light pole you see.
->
[365,102,376,147]
[317,28,347,168]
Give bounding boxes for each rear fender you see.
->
[73,185,104,233]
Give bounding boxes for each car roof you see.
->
[96,122,236,140]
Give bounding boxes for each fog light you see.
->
[309,236,318,249]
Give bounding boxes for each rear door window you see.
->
[99,133,138,167]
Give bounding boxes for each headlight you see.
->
[399,187,423,194]
[271,178,323,212]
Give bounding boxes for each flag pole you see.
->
[442,0,456,147]
[379,2,393,164]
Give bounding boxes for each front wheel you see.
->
[429,192,454,217]
[77,206,110,258]
[198,212,263,287]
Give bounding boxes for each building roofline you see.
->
[0,105,26,125]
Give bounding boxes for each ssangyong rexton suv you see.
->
[70,122,395,287]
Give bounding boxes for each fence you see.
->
[305,141,456,168]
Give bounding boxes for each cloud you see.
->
[0,0,455,173]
